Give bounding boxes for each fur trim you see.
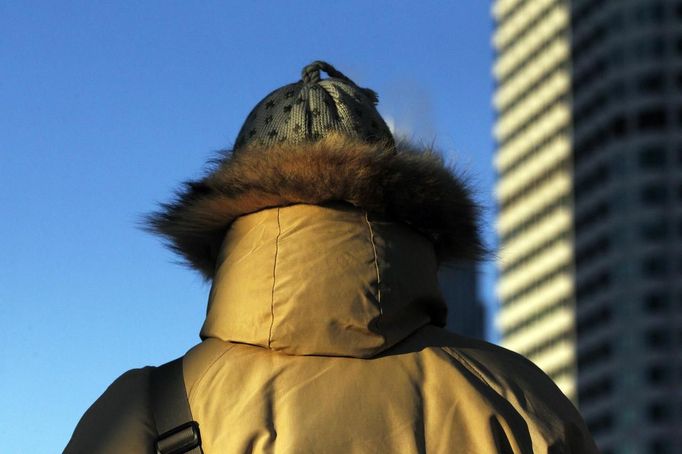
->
[146,134,485,279]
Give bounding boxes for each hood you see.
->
[146,135,485,357]
[201,203,446,357]
[146,134,485,279]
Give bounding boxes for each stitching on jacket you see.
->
[441,347,493,389]
[364,211,383,317]
[267,207,281,348]
[187,343,237,401]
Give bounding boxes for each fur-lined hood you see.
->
[146,134,484,279]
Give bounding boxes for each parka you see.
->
[64,135,599,453]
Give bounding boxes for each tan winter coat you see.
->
[65,137,598,453]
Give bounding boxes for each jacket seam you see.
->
[441,347,493,389]
[364,211,383,318]
[187,343,237,401]
[267,207,281,348]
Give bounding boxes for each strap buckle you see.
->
[155,420,202,454]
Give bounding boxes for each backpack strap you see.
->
[150,358,203,454]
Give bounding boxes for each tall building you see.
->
[492,0,577,401]
[571,1,682,452]
[493,0,682,452]
[439,264,485,339]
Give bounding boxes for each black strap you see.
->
[150,358,203,454]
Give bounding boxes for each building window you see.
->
[500,159,570,210]
[648,439,671,454]
[676,71,682,90]
[573,20,611,61]
[575,201,611,231]
[637,107,668,131]
[638,145,667,169]
[574,55,610,94]
[640,183,669,205]
[579,341,613,370]
[640,219,669,241]
[586,412,613,436]
[502,231,571,274]
[574,0,608,25]
[579,376,613,403]
[645,327,672,349]
[577,270,612,299]
[642,256,668,278]
[496,0,563,54]
[500,61,569,118]
[502,298,571,338]
[676,35,682,56]
[497,28,568,87]
[504,264,571,307]
[521,332,573,359]
[575,162,611,198]
[634,35,666,61]
[575,115,628,165]
[646,364,672,385]
[647,401,672,423]
[576,234,611,267]
[498,94,569,148]
[643,292,669,313]
[499,126,569,178]
[578,305,612,335]
[634,2,665,24]
[500,196,571,246]
[637,71,666,94]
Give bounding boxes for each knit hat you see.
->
[233,61,394,150]
[146,60,485,279]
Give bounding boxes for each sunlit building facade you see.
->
[492,0,577,402]
[494,0,682,452]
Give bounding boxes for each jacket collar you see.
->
[200,203,446,358]
[146,135,485,280]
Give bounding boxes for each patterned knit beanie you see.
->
[233,61,394,150]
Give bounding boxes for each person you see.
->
[65,61,599,453]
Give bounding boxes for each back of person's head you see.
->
[146,60,485,279]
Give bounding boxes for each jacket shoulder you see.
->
[64,367,156,454]
[442,332,575,409]
[407,326,600,453]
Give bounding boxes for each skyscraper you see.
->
[493,0,682,452]
[572,1,682,452]
[439,264,485,339]
[492,0,577,402]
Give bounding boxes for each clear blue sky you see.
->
[0,2,496,451]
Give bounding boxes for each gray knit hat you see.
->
[233,61,394,150]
